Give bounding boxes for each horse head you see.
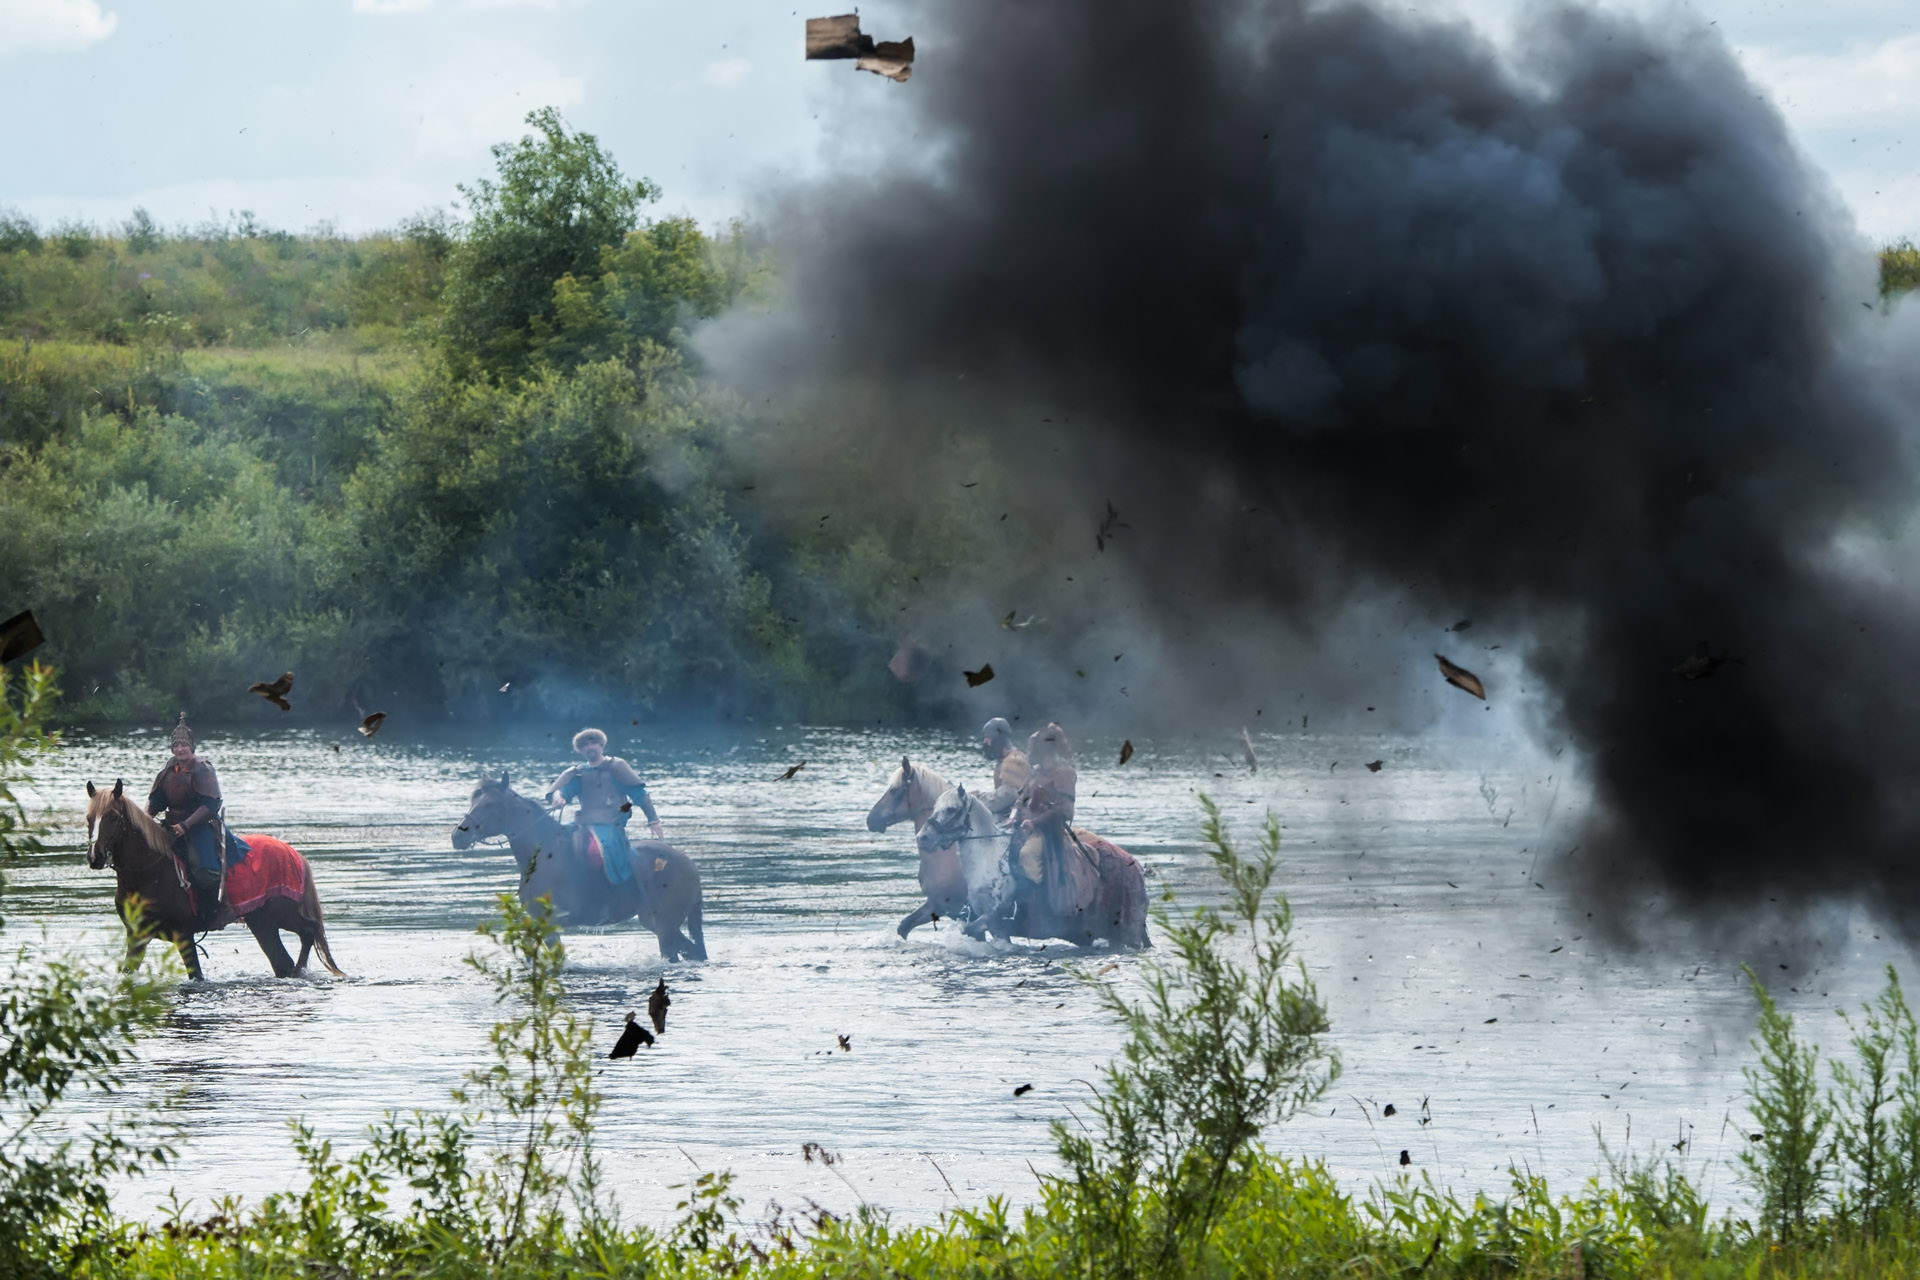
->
[454,770,521,850]
[916,783,972,855]
[84,778,126,870]
[867,756,923,833]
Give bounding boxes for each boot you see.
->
[189,869,225,928]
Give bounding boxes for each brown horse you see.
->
[84,779,345,981]
[451,772,707,961]
[866,756,1150,948]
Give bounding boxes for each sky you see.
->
[0,0,1914,243]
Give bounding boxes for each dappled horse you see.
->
[85,779,345,980]
[451,772,707,961]
[866,756,1151,948]
[917,781,1010,928]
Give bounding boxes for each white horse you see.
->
[866,758,1005,938]
[916,782,1011,930]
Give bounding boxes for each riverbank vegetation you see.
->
[8,682,1920,1278]
[5,113,1914,728]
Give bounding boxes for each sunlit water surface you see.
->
[13,724,1912,1228]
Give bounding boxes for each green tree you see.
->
[0,664,179,1279]
[441,107,659,382]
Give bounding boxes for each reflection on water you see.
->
[12,724,1915,1223]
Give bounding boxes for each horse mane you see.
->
[88,789,173,858]
[893,758,947,805]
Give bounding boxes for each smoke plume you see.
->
[703,0,1920,941]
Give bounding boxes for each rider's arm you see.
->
[147,772,167,816]
[611,760,661,827]
[545,767,579,807]
[178,762,221,832]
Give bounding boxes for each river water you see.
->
[10,723,1912,1228]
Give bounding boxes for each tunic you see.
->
[147,756,249,879]
[547,757,659,887]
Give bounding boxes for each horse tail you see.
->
[300,862,347,977]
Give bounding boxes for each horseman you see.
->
[978,717,1029,826]
[544,728,664,891]
[146,712,249,926]
[1004,722,1100,924]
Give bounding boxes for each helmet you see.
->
[169,711,194,750]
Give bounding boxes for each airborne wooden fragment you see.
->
[1239,727,1259,773]
[1434,653,1486,700]
[0,609,45,664]
[1118,739,1134,766]
[964,663,995,688]
[805,15,914,81]
[249,670,295,711]
[358,711,387,738]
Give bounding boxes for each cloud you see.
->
[409,52,585,155]
[703,57,752,90]
[0,0,116,54]
[1737,33,1920,132]
[352,0,433,12]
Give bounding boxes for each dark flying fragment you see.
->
[648,979,670,1034]
[358,711,387,738]
[248,671,294,711]
[1448,619,1472,633]
[778,761,807,781]
[610,1011,653,1058]
[1119,739,1134,766]
[1095,500,1129,552]
[1672,645,1739,681]
[1434,654,1486,700]
[1399,1149,1412,1167]
[1383,1103,1397,1116]
[964,663,995,687]
[804,14,914,81]
[1365,759,1383,772]
[837,1033,852,1052]
[0,610,46,663]
[1239,727,1259,773]
[1013,1083,1034,1096]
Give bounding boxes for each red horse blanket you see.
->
[225,834,308,916]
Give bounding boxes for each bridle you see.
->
[461,786,548,847]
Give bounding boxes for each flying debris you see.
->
[609,1011,654,1058]
[1672,645,1739,681]
[1239,727,1259,774]
[1434,654,1487,700]
[1365,760,1383,772]
[804,14,914,82]
[358,712,387,738]
[248,671,294,711]
[648,979,670,1034]
[1448,619,1473,633]
[0,610,45,663]
[1013,1083,1034,1096]
[964,663,996,688]
[1094,500,1129,552]
[888,641,931,683]
[499,682,512,693]
[837,1033,853,1052]
[1399,1150,1412,1167]
[1118,739,1134,766]
[1000,611,1043,629]
[778,761,807,781]
[1383,1103,1397,1116]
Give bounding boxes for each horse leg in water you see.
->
[244,912,300,978]
[171,931,205,981]
[683,895,707,961]
[896,899,937,939]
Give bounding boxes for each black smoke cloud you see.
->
[704,0,1920,940]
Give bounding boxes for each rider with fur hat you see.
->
[146,712,249,925]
